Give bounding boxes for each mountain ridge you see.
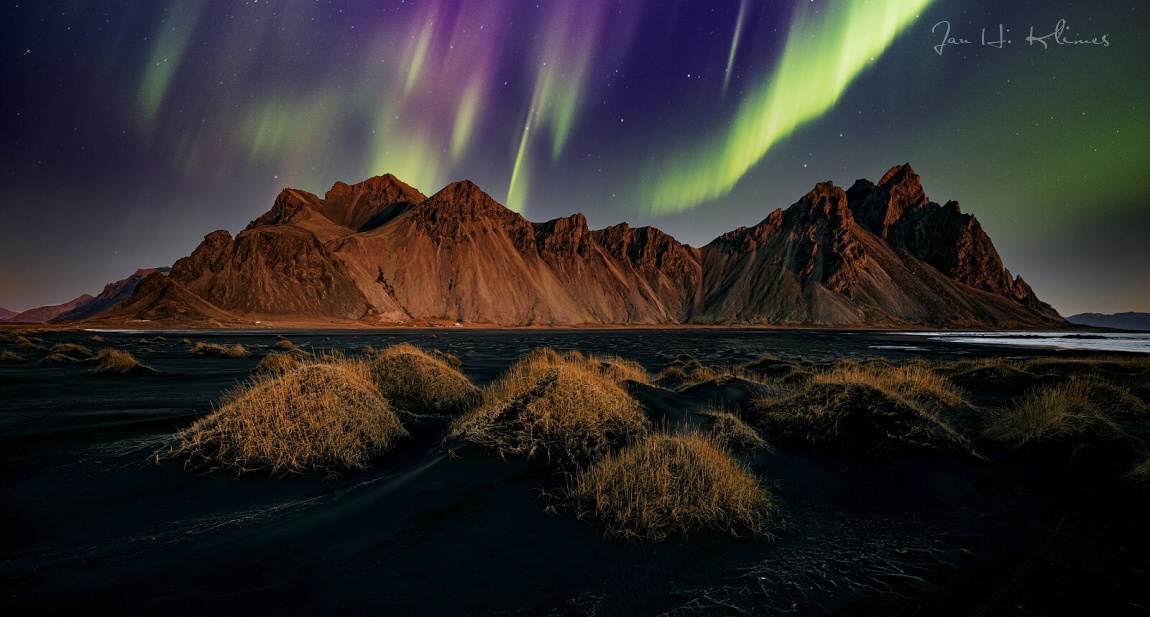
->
[86,163,1063,327]
[1067,312,1150,332]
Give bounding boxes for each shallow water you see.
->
[895,331,1150,354]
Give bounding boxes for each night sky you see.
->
[2,1,1147,316]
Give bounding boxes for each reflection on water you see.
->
[896,331,1150,354]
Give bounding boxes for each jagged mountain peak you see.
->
[325,173,426,204]
[420,180,516,220]
[97,164,1060,327]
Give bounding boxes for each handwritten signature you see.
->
[932,20,1109,55]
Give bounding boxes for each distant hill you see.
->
[9,295,94,323]
[1067,312,1150,332]
[90,163,1063,328]
[0,307,17,321]
[52,267,170,322]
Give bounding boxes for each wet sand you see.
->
[2,329,1147,615]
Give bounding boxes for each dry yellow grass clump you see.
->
[82,335,106,344]
[89,349,154,375]
[189,342,251,358]
[699,407,770,453]
[450,348,650,467]
[275,339,296,350]
[428,348,463,368]
[982,378,1147,447]
[1125,451,1150,484]
[1,350,29,363]
[253,351,306,375]
[813,363,972,412]
[14,336,42,350]
[370,343,481,415]
[361,345,376,356]
[659,361,776,391]
[171,358,409,475]
[48,343,94,360]
[566,430,777,541]
[746,362,976,456]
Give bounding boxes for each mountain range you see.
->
[3,268,169,323]
[74,163,1060,327]
[1067,312,1150,332]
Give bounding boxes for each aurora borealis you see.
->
[1,1,1147,315]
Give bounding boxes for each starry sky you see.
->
[1,0,1147,316]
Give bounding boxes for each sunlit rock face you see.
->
[102,165,1061,328]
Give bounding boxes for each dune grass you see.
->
[428,348,463,368]
[743,360,977,457]
[1,350,28,363]
[813,363,971,411]
[369,343,481,415]
[89,348,154,376]
[189,342,251,358]
[699,407,770,453]
[361,345,376,356]
[275,339,296,350]
[170,358,409,475]
[253,351,308,375]
[450,348,650,467]
[657,361,776,392]
[982,378,1146,447]
[1125,450,1150,485]
[565,429,777,541]
[48,343,94,360]
[14,336,42,351]
[82,335,106,344]
[38,353,75,365]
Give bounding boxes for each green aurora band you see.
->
[643,0,935,213]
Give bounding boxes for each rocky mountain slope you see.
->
[51,268,171,322]
[9,294,94,323]
[94,164,1062,327]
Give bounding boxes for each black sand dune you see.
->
[1,329,1147,615]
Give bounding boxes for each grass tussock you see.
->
[699,407,770,453]
[428,348,463,368]
[749,382,974,456]
[361,345,376,356]
[38,353,74,365]
[82,335,106,344]
[450,348,650,467]
[1,350,28,363]
[1125,450,1150,485]
[14,336,42,351]
[982,378,1146,447]
[566,429,777,541]
[744,360,978,457]
[153,336,168,342]
[814,364,971,412]
[189,342,251,358]
[89,348,154,376]
[253,351,307,375]
[370,343,481,415]
[275,339,296,350]
[48,343,94,360]
[170,358,409,475]
[659,362,775,391]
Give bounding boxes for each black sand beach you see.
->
[2,329,1148,616]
